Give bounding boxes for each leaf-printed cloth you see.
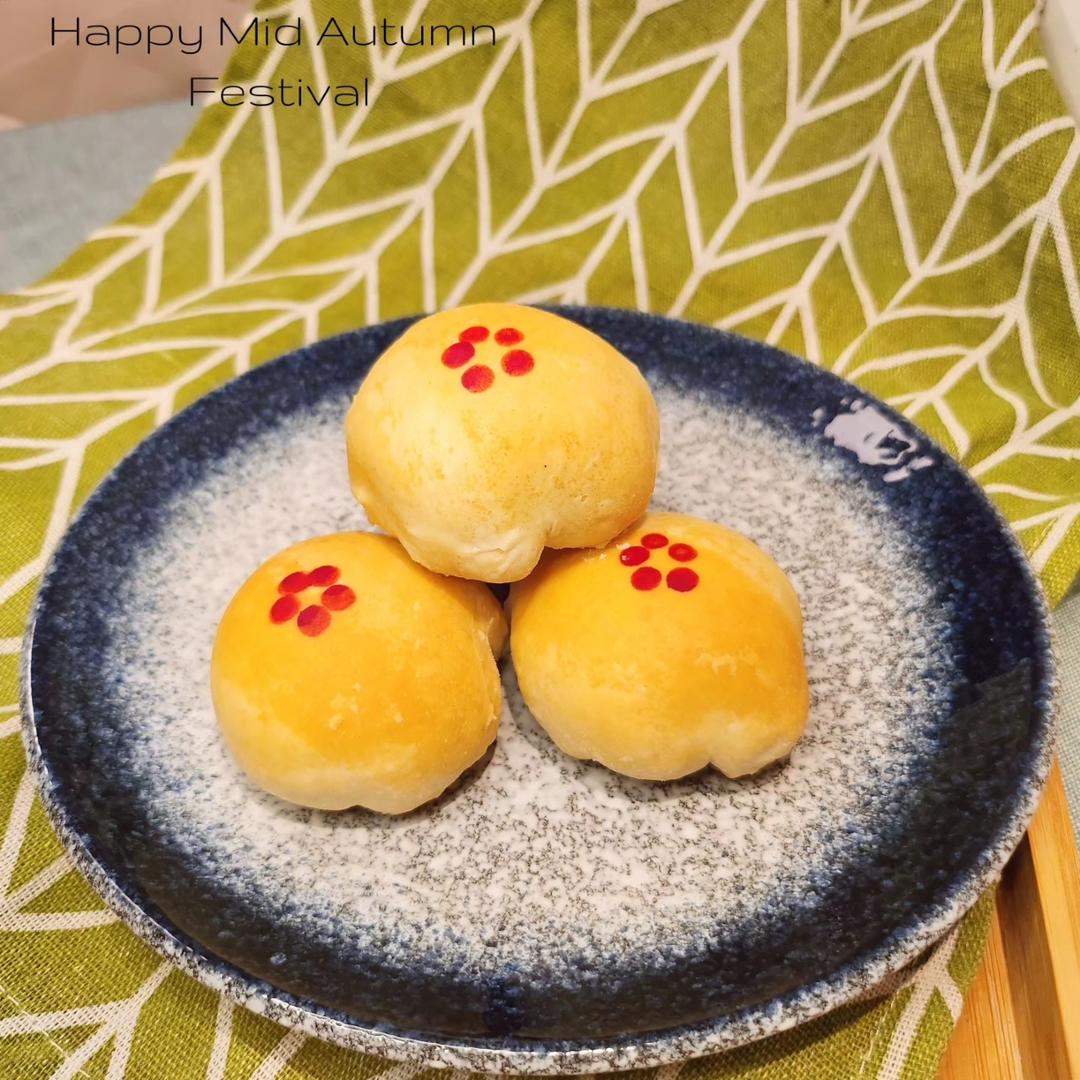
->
[1,0,1078,1077]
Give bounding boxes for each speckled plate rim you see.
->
[20,307,1058,1074]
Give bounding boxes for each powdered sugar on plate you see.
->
[109,381,953,982]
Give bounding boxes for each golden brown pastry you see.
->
[345,303,660,583]
[211,532,506,814]
[509,512,808,780]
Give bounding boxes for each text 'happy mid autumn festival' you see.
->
[48,15,499,108]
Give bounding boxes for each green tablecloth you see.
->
[1,1,1078,1076]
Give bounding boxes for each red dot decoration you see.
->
[442,341,474,368]
[297,605,331,637]
[279,571,310,594]
[618,533,703,594]
[462,364,494,392]
[439,326,534,389]
[631,566,662,591]
[269,595,299,623]
[667,567,700,592]
[502,349,534,376]
[322,584,356,611]
[269,567,358,633]
[668,543,697,562]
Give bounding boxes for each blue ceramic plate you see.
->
[23,308,1055,1073]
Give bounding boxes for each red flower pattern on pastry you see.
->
[268,565,355,635]
[440,326,535,391]
[618,534,700,592]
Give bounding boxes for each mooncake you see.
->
[509,512,808,780]
[344,303,660,583]
[211,532,507,814]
